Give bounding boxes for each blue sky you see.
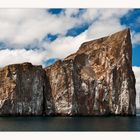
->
[46,9,140,67]
[47,9,140,67]
[120,9,140,67]
[0,9,139,67]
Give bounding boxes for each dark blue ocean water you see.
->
[0,114,140,131]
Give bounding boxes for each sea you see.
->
[0,113,140,131]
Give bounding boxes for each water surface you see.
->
[0,115,140,131]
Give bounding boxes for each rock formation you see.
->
[0,28,136,116]
[0,63,55,115]
[45,28,136,116]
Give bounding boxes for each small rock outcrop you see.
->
[0,28,136,116]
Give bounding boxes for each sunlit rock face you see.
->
[0,63,55,116]
[0,29,136,116]
[45,28,136,116]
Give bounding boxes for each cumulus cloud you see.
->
[133,66,140,108]
[0,9,84,47]
[0,49,47,67]
[87,18,125,39]
[0,9,133,67]
[42,9,130,59]
[0,9,130,48]
[43,31,88,58]
[85,9,129,39]
[132,32,140,45]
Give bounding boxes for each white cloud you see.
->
[132,32,140,45]
[0,8,130,61]
[0,9,83,47]
[0,9,131,48]
[86,9,129,39]
[64,9,81,17]
[133,66,140,108]
[43,31,88,58]
[0,9,135,67]
[87,18,125,39]
[0,49,47,67]
[99,9,130,20]
[81,9,100,22]
[41,9,130,59]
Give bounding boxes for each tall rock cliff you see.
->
[0,63,54,115]
[45,28,136,116]
[0,28,136,116]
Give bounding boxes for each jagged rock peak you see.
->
[65,28,131,61]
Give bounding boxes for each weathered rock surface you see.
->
[45,28,136,116]
[0,63,54,115]
[0,28,136,116]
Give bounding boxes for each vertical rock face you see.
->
[0,63,54,115]
[45,28,136,116]
[0,28,136,116]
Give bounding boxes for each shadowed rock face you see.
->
[45,28,136,116]
[0,28,136,116]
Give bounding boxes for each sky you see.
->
[0,9,140,107]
